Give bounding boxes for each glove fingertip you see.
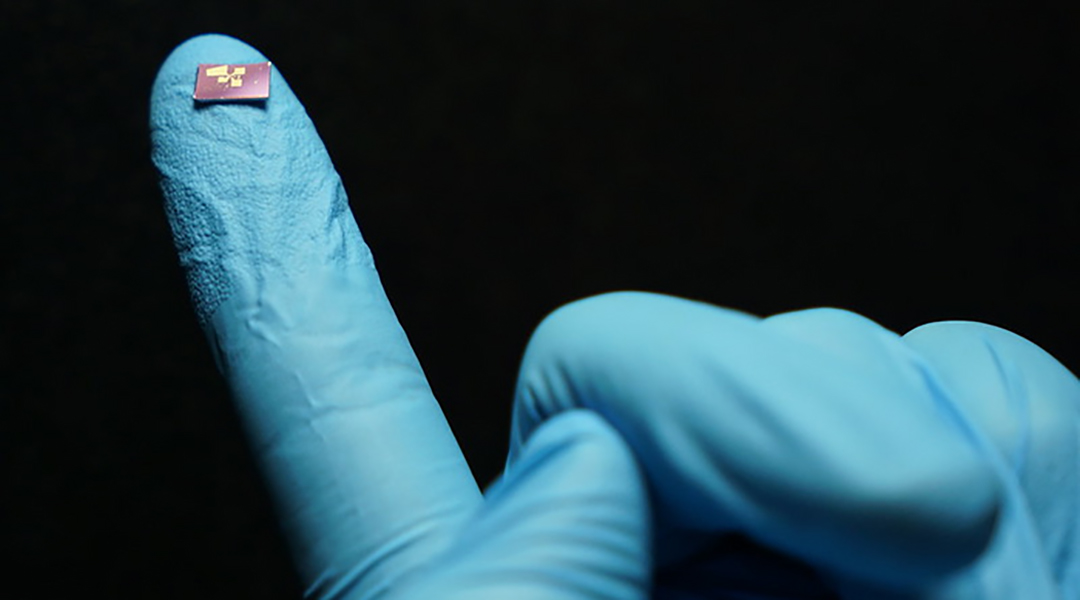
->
[150,32,357,327]
[151,33,270,115]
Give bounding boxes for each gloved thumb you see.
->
[388,410,653,600]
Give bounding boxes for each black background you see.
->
[2,2,1077,598]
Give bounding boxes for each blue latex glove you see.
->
[151,34,1080,599]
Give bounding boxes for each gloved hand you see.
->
[150,34,1079,599]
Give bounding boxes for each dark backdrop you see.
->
[3,2,1076,598]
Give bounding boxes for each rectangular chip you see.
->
[194,62,272,101]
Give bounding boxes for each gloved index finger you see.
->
[150,34,482,599]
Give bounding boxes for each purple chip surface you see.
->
[193,62,271,102]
